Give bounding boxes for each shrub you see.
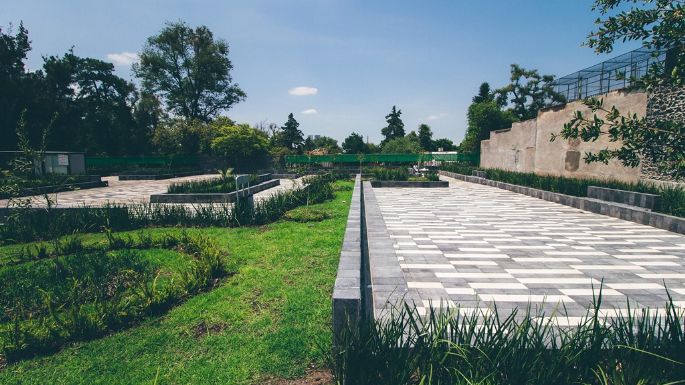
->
[283,207,330,222]
[368,167,409,181]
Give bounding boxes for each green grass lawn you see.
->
[0,181,353,385]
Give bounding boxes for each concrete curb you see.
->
[439,170,685,234]
[370,180,449,188]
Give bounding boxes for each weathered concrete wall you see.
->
[480,90,648,183]
[480,119,537,173]
[534,90,647,183]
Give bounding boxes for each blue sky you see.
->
[3,0,640,144]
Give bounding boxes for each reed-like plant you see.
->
[332,297,685,385]
[0,232,228,362]
[0,174,339,244]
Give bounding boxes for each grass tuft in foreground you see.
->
[333,297,685,385]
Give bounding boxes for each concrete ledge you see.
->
[439,170,685,235]
[370,180,449,188]
[12,179,108,198]
[587,185,659,210]
[149,179,279,204]
[363,181,408,318]
[119,170,210,180]
[333,175,363,349]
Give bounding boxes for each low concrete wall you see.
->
[370,180,449,188]
[480,90,647,183]
[332,175,363,351]
[439,170,685,234]
[119,170,212,181]
[9,177,108,198]
[149,179,279,204]
[587,186,659,210]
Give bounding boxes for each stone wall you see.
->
[480,120,537,172]
[480,90,647,183]
[641,86,685,182]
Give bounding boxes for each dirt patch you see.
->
[192,320,229,338]
[263,369,333,385]
[0,355,6,371]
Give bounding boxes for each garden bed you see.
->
[150,179,280,203]
[0,180,353,384]
[0,175,106,199]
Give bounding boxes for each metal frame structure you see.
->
[553,48,666,103]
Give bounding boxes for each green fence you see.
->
[86,155,200,168]
[284,153,479,165]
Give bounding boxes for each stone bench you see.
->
[587,186,659,210]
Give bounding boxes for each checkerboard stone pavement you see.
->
[369,175,685,324]
[0,175,302,208]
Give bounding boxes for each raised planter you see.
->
[587,186,659,210]
[149,179,280,204]
[439,170,685,235]
[370,180,448,188]
[3,176,108,198]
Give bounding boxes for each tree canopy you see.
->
[418,124,434,151]
[381,136,422,154]
[342,132,367,154]
[134,21,246,122]
[274,113,304,153]
[495,64,566,121]
[458,82,517,153]
[381,106,405,145]
[211,123,270,170]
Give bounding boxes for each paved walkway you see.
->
[1,175,302,208]
[371,176,685,322]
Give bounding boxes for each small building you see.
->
[0,151,87,175]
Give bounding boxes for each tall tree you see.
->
[472,82,494,104]
[495,65,566,121]
[342,132,367,154]
[304,135,341,153]
[433,138,457,151]
[381,106,405,145]
[459,101,517,153]
[418,124,434,151]
[555,0,685,178]
[381,136,422,154]
[278,113,304,153]
[134,21,246,121]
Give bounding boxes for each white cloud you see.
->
[426,112,448,121]
[106,52,139,66]
[288,86,318,96]
[301,108,318,115]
